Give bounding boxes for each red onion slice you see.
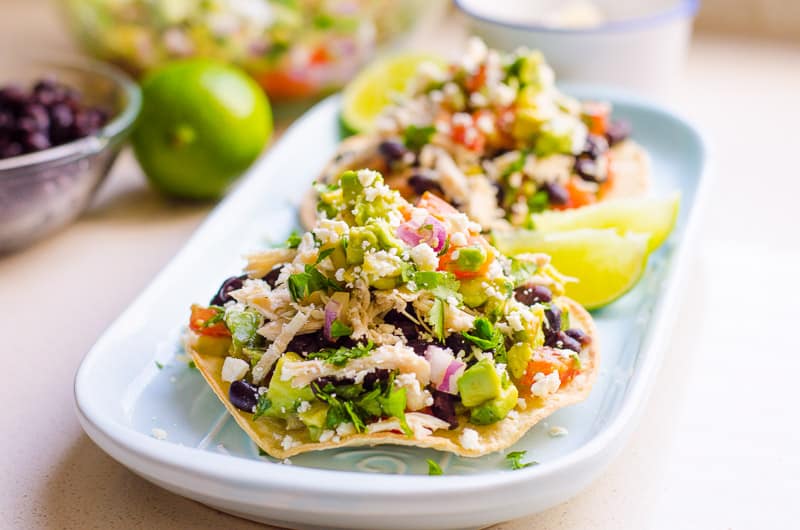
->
[438,359,466,394]
[396,215,447,252]
[323,298,341,342]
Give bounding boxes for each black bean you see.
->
[541,181,569,205]
[431,390,458,429]
[408,174,444,196]
[209,274,248,306]
[229,380,260,413]
[25,132,50,151]
[606,119,632,146]
[514,284,552,305]
[574,157,603,183]
[286,333,326,355]
[546,330,582,353]
[383,309,420,341]
[564,328,591,346]
[545,304,562,335]
[314,375,356,389]
[444,333,471,355]
[492,180,505,206]
[406,338,432,356]
[378,139,407,163]
[262,266,283,288]
[362,369,390,390]
[582,134,609,159]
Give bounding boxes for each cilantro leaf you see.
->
[257,447,269,457]
[154,361,164,370]
[412,271,461,301]
[286,231,302,249]
[307,341,374,367]
[427,459,443,476]
[252,394,272,420]
[188,360,197,370]
[462,317,507,362]
[403,124,437,151]
[527,190,549,214]
[316,247,335,264]
[506,450,538,470]
[330,319,353,338]
[508,257,539,287]
[429,298,446,342]
[287,265,342,302]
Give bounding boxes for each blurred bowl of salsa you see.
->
[63,0,423,100]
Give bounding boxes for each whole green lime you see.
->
[132,59,272,199]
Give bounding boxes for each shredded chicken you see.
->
[252,309,310,383]
[367,412,451,439]
[245,248,297,278]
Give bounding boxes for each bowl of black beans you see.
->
[0,58,141,253]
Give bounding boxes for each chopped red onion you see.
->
[424,345,465,394]
[323,298,341,342]
[396,215,447,252]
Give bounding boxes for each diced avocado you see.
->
[456,246,487,272]
[516,51,552,90]
[324,242,348,270]
[346,226,378,264]
[298,401,329,442]
[507,342,533,380]
[460,278,489,308]
[340,170,363,204]
[470,380,519,425]
[193,335,231,357]
[265,353,315,418]
[371,276,401,290]
[458,358,502,407]
[512,106,552,141]
[224,307,263,353]
[367,220,403,252]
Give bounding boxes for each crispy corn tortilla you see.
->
[189,297,598,459]
[300,135,651,230]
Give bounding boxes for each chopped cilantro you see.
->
[154,361,164,370]
[437,236,451,257]
[412,271,461,300]
[257,447,269,457]
[252,394,272,420]
[403,124,437,151]
[506,450,538,470]
[316,247,335,264]
[288,265,342,302]
[286,231,302,249]
[508,257,539,287]
[307,341,374,366]
[427,459,443,476]
[188,360,197,370]
[330,319,353,338]
[462,317,506,362]
[501,151,527,179]
[429,298,446,342]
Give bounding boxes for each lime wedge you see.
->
[494,229,650,310]
[341,53,445,134]
[532,194,680,252]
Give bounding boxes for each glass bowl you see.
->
[0,58,141,253]
[63,0,423,101]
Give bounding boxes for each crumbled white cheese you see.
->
[507,312,524,332]
[517,398,528,410]
[549,426,569,438]
[357,169,380,187]
[364,250,403,278]
[282,458,293,465]
[319,430,336,443]
[151,428,168,440]
[459,428,480,450]
[450,232,467,247]
[296,400,311,414]
[409,243,438,271]
[530,371,561,397]
[297,232,318,264]
[281,435,300,451]
[221,356,249,382]
[336,422,356,436]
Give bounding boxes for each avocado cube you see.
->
[193,335,232,357]
[265,353,315,418]
[298,401,330,442]
[469,382,519,425]
[458,358,502,407]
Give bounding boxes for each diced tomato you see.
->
[466,64,487,92]
[308,45,332,65]
[189,304,230,337]
[451,117,485,152]
[554,177,597,210]
[257,70,316,99]
[599,152,615,197]
[416,191,459,218]
[438,236,494,279]
[582,101,611,136]
[519,348,580,391]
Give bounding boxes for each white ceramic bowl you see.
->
[455,0,699,99]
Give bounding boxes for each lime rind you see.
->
[341,54,445,135]
[531,193,680,253]
[494,228,650,310]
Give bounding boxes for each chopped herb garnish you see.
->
[330,319,353,338]
[427,459,443,476]
[316,247,335,264]
[288,264,342,302]
[201,306,225,328]
[188,360,197,370]
[257,447,269,457]
[252,394,272,420]
[154,361,164,370]
[437,236,451,257]
[506,450,537,470]
[462,317,506,362]
[307,341,374,366]
[286,231,302,249]
[412,270,461,301]
[429,298,446,342]
[403,124,437,151]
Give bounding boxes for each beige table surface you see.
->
[2,2,800,529]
